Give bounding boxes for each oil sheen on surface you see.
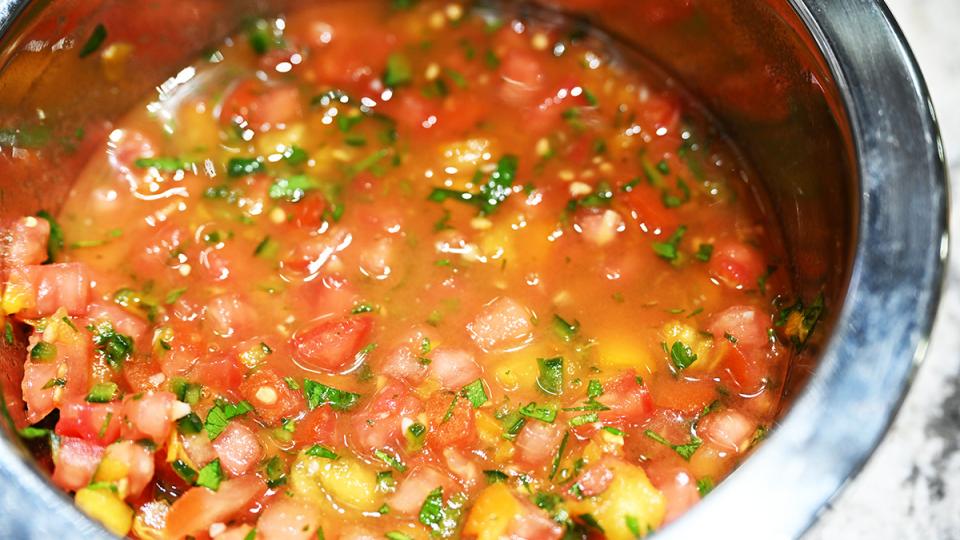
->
[0,1,820,538]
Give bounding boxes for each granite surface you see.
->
[805,1,960,538]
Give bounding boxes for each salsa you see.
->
[1,1,818,538]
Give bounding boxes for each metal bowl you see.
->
[0,0,947,538]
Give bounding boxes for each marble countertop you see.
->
[806,1,960,538]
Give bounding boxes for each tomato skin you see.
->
[7,216,49,266]
[56,401,122,445]
[240,368,304,426]
[425,391,477,450]
[290,315,374,373]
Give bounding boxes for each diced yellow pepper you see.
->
[462,483,521,540]
[1,279,33,315]
[568,461,665,540]
[93,456,129,484]
[475,412,502,446]
[75,486,134,537]
[290,453,382,512]
[592,329,657,375]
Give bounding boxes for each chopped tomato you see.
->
[349,379,422,452]
[387,466,453,516]
[467,297,534,352]
[164,475,265,539]
[212,422,264,477]
[55,401,122,445]
[290,315,373,373]
[205,293,257,340]
[575,460,615,497]
[645,462,701,524]
[18,263,90,317]
[121,391,184,444]
[708,241,766,289]
[505,499,564,540]
[240,368,304,426]
[621,183,679,236]
[425,390,477,450]
[257,498,322,540]
[698,409,756,453]
[100,440,155,499]
[190,354,244,398]
[6,216,50,266]
[709,306,770,349]
[292,406,337,446]
[598,370,654,426]
[52,437,105,492]
[219,79,303,130]
[427,348,482,390]
[515,420,564,471]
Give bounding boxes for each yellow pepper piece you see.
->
[75,486,134,537]
[568,461,665,540]
[462,483,521,540]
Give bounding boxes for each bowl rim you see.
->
[0,0,948,538]
[659,0,948,537]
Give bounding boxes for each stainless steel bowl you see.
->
[0,0,947,538]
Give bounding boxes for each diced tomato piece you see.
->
[358,237,394,280]
[101,440,155,499]
[19,263,90,317]
[106,129,157,183]
[287,195,328,230]
[387,466,454,516]
[212,422,263,477]
[708,306,770,349]
[575,460,615,497]
[164,475,265,540]
[181,432,217,469]
[574,208,625,247]
[131,222,185,276]
[292,406,337,446]
[219,79,303,130]
[382,92,439,133]
[708,241,766,289]
[257,498,322,540]
[506,500,564,540]
[621,184,678,236]
[442,447,481,486]
[7,216,50,266]
[379,342,430,385]
[121,391,185,444]
[349,379,422,452]
[597,371,654,426]
[85,302,148,341]
[646,371,718,414]
[56,401,122,445]
[428,348,482,390]
[515,421,564,471]
[638,93,682,136]
[21,360,58,424]
[467,297,534,352]
[240,368,304,426]
[425,390,477,451]
[52,437,105,492]
[205,293,257,340]
[698,409,756,453]
[645,462,700,525]
[290,315,373,373]
[498,49,545,107]
[191,354,244,398]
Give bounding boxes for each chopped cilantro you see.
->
[29,342,56,362]
[171,459,198,484]
[305,444,339,460]
[652,225,687,262]
[536,357,564,396]
[644,429,702,460]
[79,23,107,58]
[461,379,488,408]
[519,402,557,423]
[196,458,224,490]
[552,315,580,342]
[696,477,714,496]
[284,146,309,166]
[550,431,570,479]
[264,455,287,488]
[384,52,413,86]
[569,412,598,427]
[85,382,118,403]
[351,302,377,314]
[134,156,188,171]
[669,341,698,371]
[303,379,361,411]
[88,321,134,370]
[483,470,508,484]
[428,155,518,215]
[226,157,265,178]
[587,379,603,399]
[177,412,203,435]
[269,175,318,202]
[36,210,63,262]
[204,400,253,440]
[375,448,407,472]
[695,243,714,262]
